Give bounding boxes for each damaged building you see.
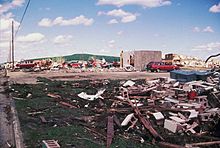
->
[120,50,162,71]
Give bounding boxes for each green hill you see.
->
[33,54,120,62]
[64,54,119,62]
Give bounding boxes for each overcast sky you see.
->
[0,0,220,63]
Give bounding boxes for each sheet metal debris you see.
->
[78,89,105,101]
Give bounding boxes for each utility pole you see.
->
[8,41,11,63]
[11,21,14,69]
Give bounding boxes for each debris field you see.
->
[10,73,220,148]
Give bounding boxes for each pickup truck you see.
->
[146,62,180,72]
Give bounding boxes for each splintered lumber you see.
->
[59,101,77,108]
[127,99,164,141]
[85,127,106,140]
[47,93,61,99]
[186,141,220,147]
[107,116,114,148]
[158,142,185,148]
[27,111,44,116]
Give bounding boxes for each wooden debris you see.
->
[47,93,61,99]
[59,101,77,108]
[186,140,220,147]
[84,127,106,140]
[27,111,44,116]
[158,142,185,148]
[42,140,60,148]
[107,116,114,148]
[39,116,47,123]
[128,99,164,141]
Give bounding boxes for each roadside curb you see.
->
[8,78,25,148]
[11,100,24,148]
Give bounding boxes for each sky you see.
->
[0,0,220,63]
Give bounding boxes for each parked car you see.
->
[146,62,180,72]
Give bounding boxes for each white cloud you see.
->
[17,33,45,43]
[107,9,136,18]
[0,41,10,48]
[193,42,220,51]
[0,31,11,42]
[0,13,20,51]
[203,26,214,33]
[97,0,171,8]
[38,18,52,27]
[117,31,123,35]
[108,19,119,24]
[99,49,110,53]
[209,3,220,13]
[121,14,136,23]
[108,40,116,48]
[98,9,137,23]
[0,0,25,14]
[38,15,94,27]
[53,35,73,44]
[193,27,200,32]
[192,26,214,33]
[0,14,20,31]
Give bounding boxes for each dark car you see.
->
[146,62,180,72]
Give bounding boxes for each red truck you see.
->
[16,63,36,69]
[15,60,36,69]
[146,62,180,72]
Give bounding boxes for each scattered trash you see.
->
[42,140,60,148]
[78,89,106,101]
[123,80,135,87]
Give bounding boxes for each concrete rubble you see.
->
[127,71,219,146]
[53,69,220,147]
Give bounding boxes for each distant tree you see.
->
[52,57,65,63]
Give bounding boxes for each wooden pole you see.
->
[12,21,14,69]
[8,41,11,63]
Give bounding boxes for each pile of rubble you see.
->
[75,72,220,147]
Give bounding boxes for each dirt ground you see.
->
[8,70,170,84]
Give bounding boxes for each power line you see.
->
[15,0,31,37]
